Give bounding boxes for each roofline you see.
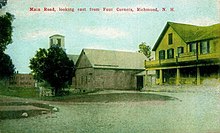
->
[76,66,145,71]
[75,49,93,68]
[83,48,140,54]
[93,67,145,70]
[75,49,84,67]
[49,34,65,38]
[186,37,220,44]
[152,22,170,51]
[152,22,220,51]
[76,48,146,69]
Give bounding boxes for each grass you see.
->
[0,84,177,103]
[0,85,178,103]
[0,86,39,98]
[42,93,177,102]
[0,86,177,120]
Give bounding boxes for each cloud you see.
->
[218,0,220,14]
[12,6,64,18]
[84,43,135,52]
[79,27,129,39]
[178,17,219,26]
[84,43,110,50]
[7,0,71,17]
[22,29,64,41]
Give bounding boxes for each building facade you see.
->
[75,49,146,92]
[145,22,220,85]
[9,74,35,88]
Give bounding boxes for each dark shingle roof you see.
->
[79,49,146,70]
[152,22,220,51]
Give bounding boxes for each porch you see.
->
[152,65,220,85]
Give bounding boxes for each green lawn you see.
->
[0,87,38,98]
[0,85,177,102]
[43,92,177,102]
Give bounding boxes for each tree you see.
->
[138,42,151,58]
[0,12,14,52]
[0,0,8,9]
[29,46,75,96]
[0,12,15,80]
[0,51,15,80]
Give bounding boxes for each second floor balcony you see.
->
[145,52,220,68]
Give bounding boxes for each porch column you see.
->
[218,65,220,79]
[176,68,180,85]
[196,67,200,85]
[144,70,148,86]
[159,69,163,85]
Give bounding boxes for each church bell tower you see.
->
[49,34,65,51]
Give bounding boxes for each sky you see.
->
[0,0,219,73]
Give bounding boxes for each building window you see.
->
[200,41,209,54]
[156,70,160,78]
[177,47,184,56]
[159,50,165,59]
[189,42,197,53]
[168,33,173,45]
[57,39,61,47]
[167,48,174,59]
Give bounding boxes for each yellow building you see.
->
[145,22,220,85]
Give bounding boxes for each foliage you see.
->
[0,12,15,80]
[0,49,15,80]
[0,12,15,52]
[29,46,75,96]
[0,87,38,98]
[138,42,151,58]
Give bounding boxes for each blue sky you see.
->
[0,0,219,73]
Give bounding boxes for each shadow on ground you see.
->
[0,101,58,120]
[43,92,178,102]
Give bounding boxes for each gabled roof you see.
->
[78,49,146,70]
[67,54,79,64]
[152,22,220,51]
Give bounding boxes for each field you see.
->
[0,86,220,133]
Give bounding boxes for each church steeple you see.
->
[49,34,65,51]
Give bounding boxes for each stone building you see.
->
[145,22,220,85]
[75,49,146,92]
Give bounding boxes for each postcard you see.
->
[0,0,220,133]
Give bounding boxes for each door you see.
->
[136,76,144,90]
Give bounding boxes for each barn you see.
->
[75,49,146,92]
